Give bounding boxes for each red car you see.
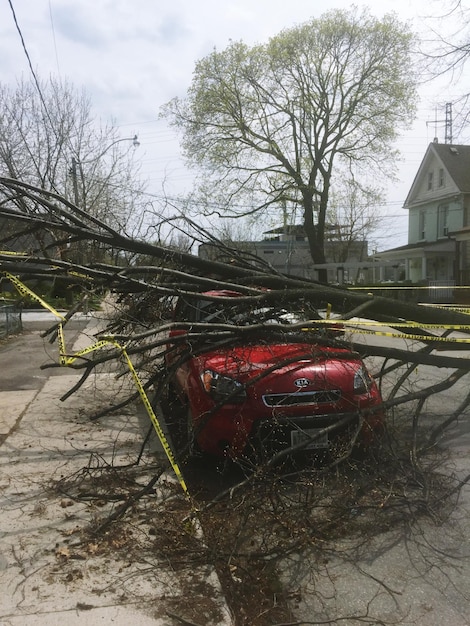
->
[165,291,384,461]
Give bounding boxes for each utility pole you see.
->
[69,136,139,264]
[71,157,79,207]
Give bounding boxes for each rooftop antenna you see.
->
[426,102,453,144]
[445,102,453,145]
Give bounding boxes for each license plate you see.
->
[291,428,329,450]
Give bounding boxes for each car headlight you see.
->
[201,370,247,404]
[353,366,371,394]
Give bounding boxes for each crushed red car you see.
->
[164,290,384,461]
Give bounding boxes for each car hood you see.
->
[194,342,360,381]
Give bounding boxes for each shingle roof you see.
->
[431,143,470,193]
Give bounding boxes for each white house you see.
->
[376,141,470,292]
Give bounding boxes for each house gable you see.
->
[377,142,470,287]
[404,143,470,245]
[404,142,470,209]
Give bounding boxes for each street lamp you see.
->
[82,134,140,164]
[70,135,140,208]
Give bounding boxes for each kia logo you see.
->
[294,378,310,388]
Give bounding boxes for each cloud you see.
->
[53,4,107,47]
[52,1,192,50]
[155,14,190,46]
[0,0,465,237]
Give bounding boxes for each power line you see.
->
[48,0,61,76]
[7,0,50,118]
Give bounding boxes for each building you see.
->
[200,142,470,296]
[375,142,470,297]
[199,223,370,284]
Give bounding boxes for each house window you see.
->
[427,171,434,191]
[438,205,449,237]
[419,210,426,240]
[438,168,445,188]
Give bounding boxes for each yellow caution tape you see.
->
[4,272,66,320]
[60,339,117,365]
[118,344,190,498]
[69,334,190,498]
[57,324,67,366]
[69,270,93,281]
[309,318,470,343]
[422,304,470,315]
[342,326,470,344]
[65,333,190,497]
[60,334,190,497]
[3,271,190,499]
[314,319,470,331]
[60,333,191,497]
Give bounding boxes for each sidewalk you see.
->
[0,313,232,626]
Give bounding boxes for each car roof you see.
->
[202,289,242,298]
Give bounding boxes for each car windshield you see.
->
[196,301,308,326]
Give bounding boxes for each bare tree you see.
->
[326,178,383,265]
[419,1,470,137]
[0,77,146,261]
[422,1,470,77]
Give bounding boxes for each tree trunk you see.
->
[303,190,327,283]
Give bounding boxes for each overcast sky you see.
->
[1,0,467,248]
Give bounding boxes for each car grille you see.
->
[262,389,342,407]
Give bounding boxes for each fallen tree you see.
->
[2,175,470,439]
[1,176,470,625]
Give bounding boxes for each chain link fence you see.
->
[0,302,22,338]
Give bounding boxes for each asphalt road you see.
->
[283,328,470,625]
